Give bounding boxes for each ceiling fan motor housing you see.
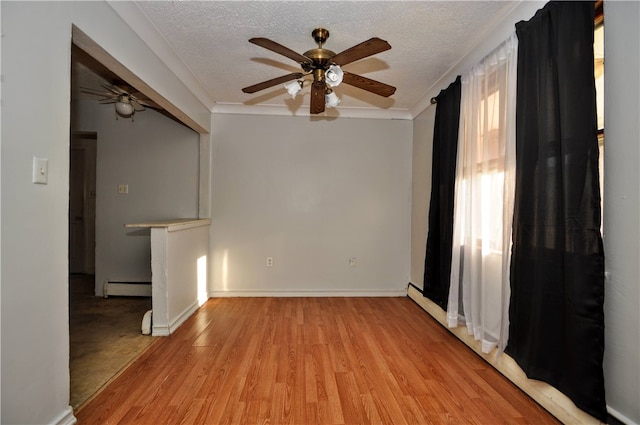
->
[304,28,336,76]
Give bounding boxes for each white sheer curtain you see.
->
[447,34,518,354]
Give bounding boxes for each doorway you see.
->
[67,129,156,412]
[69,132,96,275]
[68,25,210,412]
[67,48,157,411]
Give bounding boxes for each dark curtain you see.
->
[423,76,461,309]
[507,2,606,421]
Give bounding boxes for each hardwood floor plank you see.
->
[214,376,247,425]
[116,406,143,425]
[304,402,320,425]
[269,382,287,425]
[177,398,207,425]
[309,344,337,424]
[401,395,436,425]
[76,297,561,425]
[133,348,210,423]
[304,345,319,404]
[317,344,344,425]
[360,393,384,425]
[474,368,556,424]
[335,372,368,425]
[165,373,208,423]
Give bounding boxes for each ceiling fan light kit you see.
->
[242,28,395,114]
[80,83,163,121]
[115,96,135,117]
[325,90,340,108]
[284,80,304,98]
[325,65,344,87]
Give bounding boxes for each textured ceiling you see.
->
[102,1,519,119]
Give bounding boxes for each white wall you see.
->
[0,2,210,424]
[602,2,640,423]
[151,221,209,336]
[72,100,200,295]
[210,114,412,296]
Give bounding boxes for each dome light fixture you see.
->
[114,95,134,117]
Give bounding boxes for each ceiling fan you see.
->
[242,28,396,114]
[81,83,162,119]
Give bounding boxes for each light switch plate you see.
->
[118,184,129,194]
[32,157,48,184]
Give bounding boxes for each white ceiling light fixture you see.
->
[325,90,340,108]
[325,65,343,88]
[284,80,303,98]
[285,77,341,108]
[115,95,135,117]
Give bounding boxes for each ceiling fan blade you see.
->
[131,100,146,112]
[242,72,304,94]
[101,84,129,95]
[80,87,114,97]
[249,38,312,65]
[331,38,391,66]
[134,97,163,110]
[103,83,127,95]
[113,81,137,93]
[310,81,326,114]
[342,71,396,97]
[98,98,119,104]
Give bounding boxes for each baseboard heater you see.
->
[103,280,151,298]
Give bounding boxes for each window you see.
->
[595,9,604,232]
[447,34,518,354]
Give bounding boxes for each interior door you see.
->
[69,133,97,274]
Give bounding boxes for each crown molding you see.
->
[410,95,438,119]
[211,103,413,120]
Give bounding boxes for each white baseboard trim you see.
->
[151,325,170,337]
[50,406,76,425]
[152,301,199,337]
[407,285,602,425]
[207,288,408,298]
[169,301,199,333]
[607,406,639,425]
[103,280,151,298]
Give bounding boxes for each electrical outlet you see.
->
[118,184,129,194]
[349,258,356,268]
[266,257,274,267]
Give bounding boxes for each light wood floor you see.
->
[75,297,560,424]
